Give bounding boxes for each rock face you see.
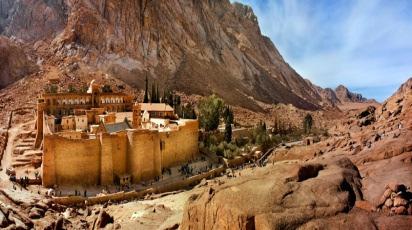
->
[0,0,335,111]
[0,36,38,89]
[180,157,363,229]
[0,0,67,41]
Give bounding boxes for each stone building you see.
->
[37,80,199,187]
[140,103,175,119]
[35,81,132,147]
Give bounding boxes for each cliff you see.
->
[0,36,38,89]
[0,0,330,111]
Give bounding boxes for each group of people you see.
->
[179,164,194,176]
[74,189,87,197]
[12,176,30,190]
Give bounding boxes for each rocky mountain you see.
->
[335,85,368,103]
[0,36,38,89]
[0,0,334,111]
[304,78,371,106]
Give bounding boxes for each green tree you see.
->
[101,84,112,93]
[67,84,76,93]
[303,114,313,134]
[150,82,156,103]
[198,94,225,131]
[143,75,149,103]
[44,84,58,94]
[223,106,234,124]
[167,91,174,107]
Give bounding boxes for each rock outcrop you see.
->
[376,183,412,215]
[180,157,363,229]
[0,36,38,89]
[0,0,67,42]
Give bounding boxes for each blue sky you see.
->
[233,0,412,101]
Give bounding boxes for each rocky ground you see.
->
[0,79,409,229]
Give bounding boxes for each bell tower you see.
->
[34,98,46,148]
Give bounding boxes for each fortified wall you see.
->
[42,120,199,187]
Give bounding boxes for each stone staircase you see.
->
[12,131,42,169]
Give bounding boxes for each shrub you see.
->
[223,149,234,159]
[209,144,217,155]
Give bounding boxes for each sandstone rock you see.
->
[383,188,392,198]
[377,195,387,208]
[180,157,362,229]
[95,210,114,229]
[8,213,27,230]
[0,210,9,228]
[55,217,64,230]
[386,182,401,193]
[394,206,407,215]
[354,200,375,212]
[351,145,362,155]
[384,198,393,208]
[28,207,44,219]
[393,197,408,207]
[393,130,401,138]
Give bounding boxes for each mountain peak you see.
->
[334,85,367,103]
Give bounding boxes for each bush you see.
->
[235,137,248,147]
[223,149,234,159]
[208,144,217,155]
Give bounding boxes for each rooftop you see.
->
[140,103,174,112]
[103,120,132,133]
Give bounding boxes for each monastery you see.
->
[36,81,199,187]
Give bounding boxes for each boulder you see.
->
[28,207,44,219]
[383,189,392,198]
[393,197,408,207]
[0,210,9,228]
[394,206,407,215]
[8,213,27,230]
[95,210,114,229]
[384,198,393,208]
[180,157,362,229]
[385,182,405,193]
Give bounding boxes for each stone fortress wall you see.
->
[42,120,199,187]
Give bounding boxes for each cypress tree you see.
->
[156,84,160,103]
[143,75,149,103]
[151,82,156,103]
[224,121,232,143]
[162,89,166,104]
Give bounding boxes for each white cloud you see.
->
[234,0,412,101]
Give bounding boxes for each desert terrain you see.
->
[0,0,411,229]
